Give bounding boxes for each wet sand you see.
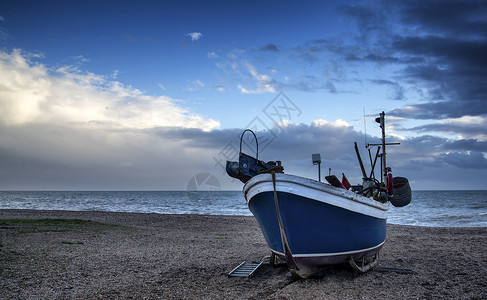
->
[1,209,486,299]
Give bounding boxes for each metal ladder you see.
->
[228,261,263,278]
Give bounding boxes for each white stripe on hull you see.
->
[244,173,389,219]
[270,241,385,259]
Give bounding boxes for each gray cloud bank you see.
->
[2,117,485,190]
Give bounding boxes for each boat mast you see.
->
[379,111,387,184]
[372,111,397,185]
[368,112,400,186]
[375,112,400,183]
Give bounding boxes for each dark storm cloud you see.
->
[390,35,487,117]
[368,79,406,100]
[388,1,487,119]
[346,54,402,64]
[264,122,360,161]
[405,119,487,138]
[404,135,487,153]
[333,0,487,120]
[153,122,361,163]
[384,134,487,173]
[292,39,346,66]
[259,43,280,52]
[284,0,484,110]
[448,139,487,152]
[433,152,487,169]
[398,0,487,37]
[288,75,337,93]
[407,151,487,170]
[153,122,357,159]
[389,100,487,120]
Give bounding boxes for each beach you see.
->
[1,209,486,299]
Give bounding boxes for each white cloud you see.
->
[0,49,219,131]
[213,51,277,94]
[71,55,89,64]
[187,32,202,41]
[194,79,204,87]
[0,49,223,190]
[312,118,351,128]
[111,69,120,79]
[158,83,166,90]
[187,79,205,91]
[238,61,276,94]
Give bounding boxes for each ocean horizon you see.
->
[1,190,486,228]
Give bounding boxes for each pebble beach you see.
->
[1,209,486,299]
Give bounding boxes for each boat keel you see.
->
[348,253,379,273]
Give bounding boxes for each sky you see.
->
[0,0,486,191]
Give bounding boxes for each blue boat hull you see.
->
[244,173,388,277]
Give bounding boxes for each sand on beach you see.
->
[1,209,486,299]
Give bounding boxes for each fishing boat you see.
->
[226,112,411,278]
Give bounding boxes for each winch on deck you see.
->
[226,129,284,184]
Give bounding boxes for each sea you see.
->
[0,190,486,227]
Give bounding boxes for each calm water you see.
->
[0,190,486,227]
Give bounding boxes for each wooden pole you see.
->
[354,142,367,178]
[369,146,381,179]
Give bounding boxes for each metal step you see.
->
[228,261,263,278]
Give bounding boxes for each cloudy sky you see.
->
[0,0,486,190]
